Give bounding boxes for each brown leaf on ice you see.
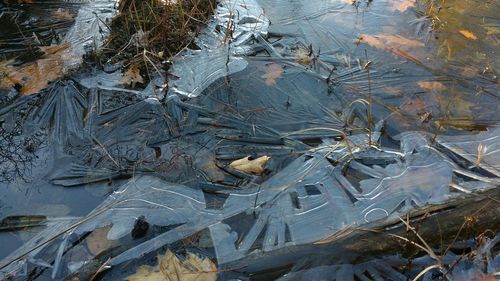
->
[229,155,270,175]
[417,81,446,92]
[121,63,144,88]
[0,43,71,95]
[459,29,478,40]
[261,63,283,86]
[389,0,416,12]
[126,250,217,281]
[86,226,119,256]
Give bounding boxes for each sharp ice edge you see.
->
[169,0,269,98]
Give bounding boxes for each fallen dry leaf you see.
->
[0,43,72,95]
[126,250,217,281]
[229,155,270,175]
[86,226,119,256]
[389,0,416,12]
[417,81,446,92]
[121,63,144,88]
[261,63,283,86]
[459,29,478,40]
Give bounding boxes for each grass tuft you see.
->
[91,0,217,84]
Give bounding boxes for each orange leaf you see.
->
[459,30,478,40]
[389,0,416,12]
[360,34,426,64]
[0,43,71,95]
[360,34,424,50]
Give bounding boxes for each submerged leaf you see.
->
[126,250,217,281]
[459,29,478,40]
[360,34,424,49]
[0,43,72,95]
[86,226,119,256]
[417,81,446,92]
[359,34,425,63]
[229,155,271,175]
[389,0,416,12]
[261,63,283,86]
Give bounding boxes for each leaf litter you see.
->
[126,250,217,281]
[0,43,73,95]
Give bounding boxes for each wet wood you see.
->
[341,188,500,257]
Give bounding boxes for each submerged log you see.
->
[227,188,500,276]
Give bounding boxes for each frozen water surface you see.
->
[0,0,498,280]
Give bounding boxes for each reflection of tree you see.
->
[0,117,44,183]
